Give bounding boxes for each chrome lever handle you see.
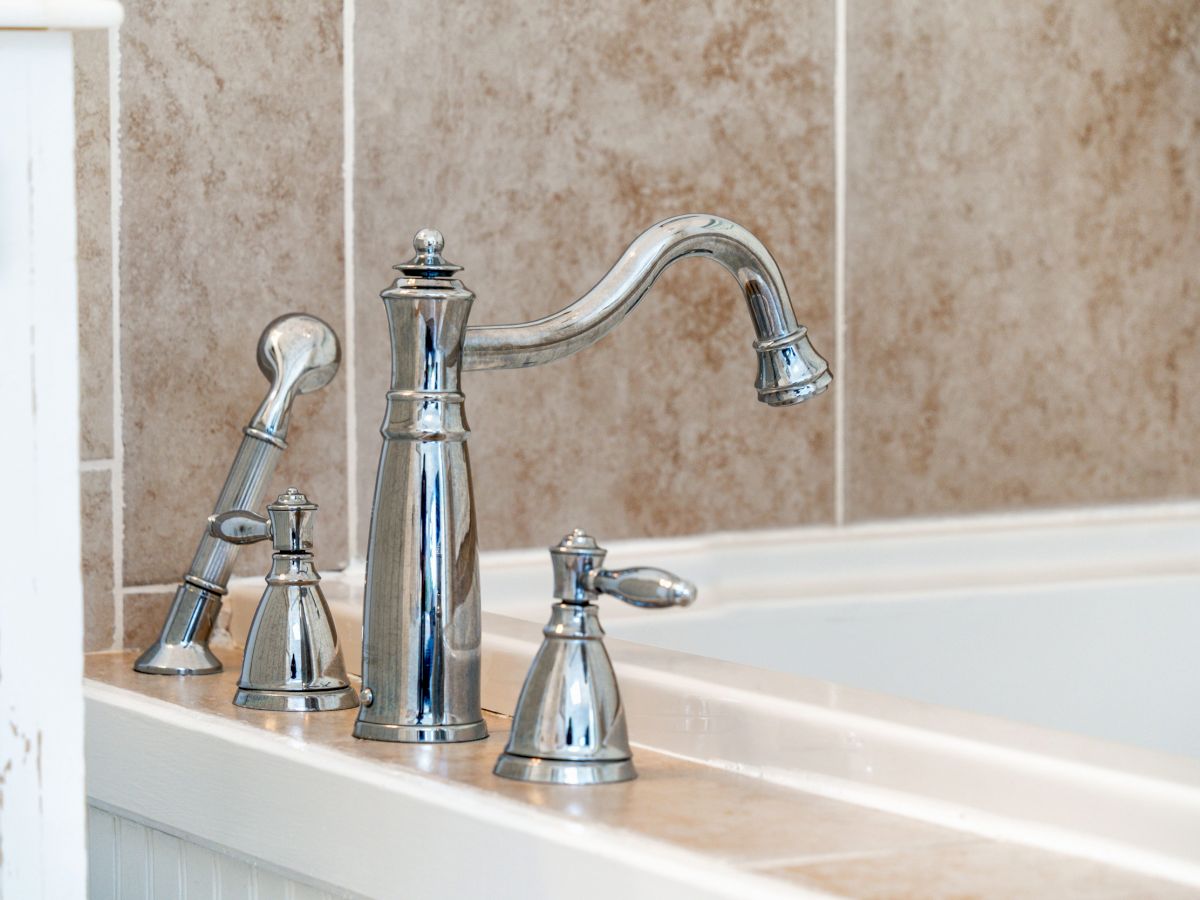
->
[587,567,697,608]
[208,510,271,544]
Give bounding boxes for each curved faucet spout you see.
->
[461,214,831,405]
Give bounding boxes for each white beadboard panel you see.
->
[117,816,151,898]
[89,807,119,899]
[249,868,290,900]
[88,805,350,900]
[216,854,254,898]
[150,828,184,900]
[182,840,218,899]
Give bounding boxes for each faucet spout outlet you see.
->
[354,229,488,743]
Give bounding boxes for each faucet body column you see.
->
[354,231,487,743]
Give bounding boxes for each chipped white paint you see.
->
[86,806,350,900]
[0,29,86,899]
[0,14,120,895]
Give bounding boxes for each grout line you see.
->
[80,457,115,472]
[122,583,180,595]
[108,23,125,651]
[342,0,359,567]
[833,0,847,527]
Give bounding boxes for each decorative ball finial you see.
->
[413,227,444,257]
[393,226,462,277]
[274,486,313,506]
[557,528,601,551]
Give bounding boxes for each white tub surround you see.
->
[86,649,1194,899]
[1,4,121,896]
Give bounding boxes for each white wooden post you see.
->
[0,3,122,897]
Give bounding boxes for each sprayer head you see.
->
[250,313,341,439]
[257,312,341,395]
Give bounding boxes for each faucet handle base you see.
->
[352,718,489,744]
[493,753,636,786]
[235,686,359,713]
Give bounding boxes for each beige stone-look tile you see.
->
[354,0,835,554]
[122,591,175,653]
[846,2,1200,520]
[81,470,115,651]
[770,839,1197,899]
[75,29,114,461]
[119,0,348,587]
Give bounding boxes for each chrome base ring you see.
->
[234,686,359,713]
[133,640,224,676]
[352,718,489,743]
[493,753,637,785]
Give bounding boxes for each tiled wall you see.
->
[76,1,1200,651]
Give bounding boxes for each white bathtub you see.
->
[603,576,1200,760]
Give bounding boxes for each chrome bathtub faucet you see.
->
[495,529,696,785]
[209,488,357,713]
[355,215,832,744]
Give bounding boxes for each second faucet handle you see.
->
[587,568,696,608]
[550,528,697,608]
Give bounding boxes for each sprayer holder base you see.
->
[133,639,224,676]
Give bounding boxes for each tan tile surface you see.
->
[846,2,1200,520]
[770,840,1197,899]
[86,649,1189,898]
[353,0,836,554]
[118,0,348,586]
[122,590,174,653]
[81,470,115,651]
[75,29,114,461]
